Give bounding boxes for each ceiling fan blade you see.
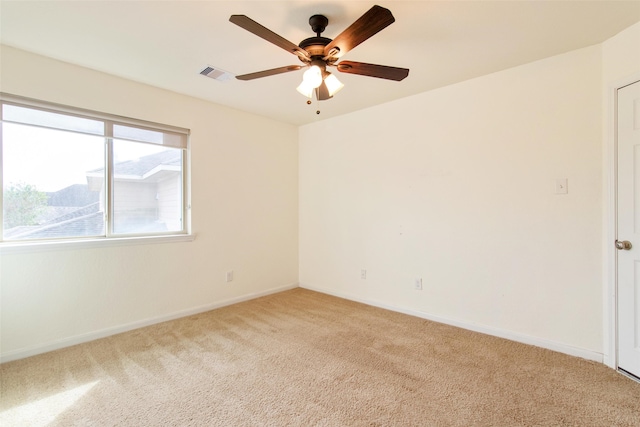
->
[324,5,395,58]
[316,81,332,101]
[236,65,302,81]
[230,15,310,60]
[336,61,409,81]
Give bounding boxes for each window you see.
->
[0,94,190,244]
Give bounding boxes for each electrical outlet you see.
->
[361,269,367,280]
[226,270,234,282]
[414,278,423,290]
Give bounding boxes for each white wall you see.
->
[0,45,299,361]
[299,45,604,358]
[603,21,640,85]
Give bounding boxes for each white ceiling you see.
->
[1,1,639,126]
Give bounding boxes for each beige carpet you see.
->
[1,288,639,426]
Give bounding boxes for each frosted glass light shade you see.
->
[303,66,323,89]
[324,74,344,96]
[296,66,345,99]
[296,81,314,98]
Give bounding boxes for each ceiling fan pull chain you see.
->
[315,91,320,115]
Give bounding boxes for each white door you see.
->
[618,79,640,379]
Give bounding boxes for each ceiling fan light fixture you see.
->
[296,81,314,98]
[323,73,344,97]
[230,6,409,105]
[302,65,323,89]
[297,64,325,98]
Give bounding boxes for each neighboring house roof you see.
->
[112,150,181,177]
[86,149,181,190]
[4,205,103,240]
[41,202,101,225]
[47,183,99,207]
[86,149,180,177]
[37,206,82,224]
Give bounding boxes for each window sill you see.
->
[0,234,195,254]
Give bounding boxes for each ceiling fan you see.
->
[229,5,409,101]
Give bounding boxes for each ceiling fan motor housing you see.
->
[299,14,332,59]
[299,36,331,57]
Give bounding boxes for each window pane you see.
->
[3,104,104,135]
[2,122,105,240]
[112,139,183,235]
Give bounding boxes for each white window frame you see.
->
[0,93,193,252]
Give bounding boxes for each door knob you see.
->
[615,240,633,250]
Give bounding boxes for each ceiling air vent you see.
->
[200,66,234,82]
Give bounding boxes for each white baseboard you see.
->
[0,283,298,364]
[301,284,604,364]
[603,353,616,369]
[4,283,604,365]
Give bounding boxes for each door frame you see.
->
[604,72,640,370]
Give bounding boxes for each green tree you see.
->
[3,183,48,229]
